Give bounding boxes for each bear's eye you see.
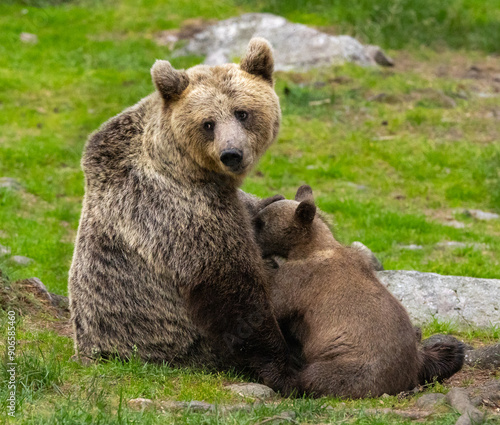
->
[203,121,215,132]
[235,110,248,122]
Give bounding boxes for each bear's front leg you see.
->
[186,266,300,396]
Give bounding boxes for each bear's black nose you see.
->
[220,149,243,168]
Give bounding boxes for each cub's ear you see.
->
[295,185,313,202]
[151,60,190,103]
[240,37,274,85]
[295,200,316,225]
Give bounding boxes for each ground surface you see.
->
[0,0,499,424]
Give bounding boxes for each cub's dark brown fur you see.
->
[254,185,464,398]
[69,38,299,394]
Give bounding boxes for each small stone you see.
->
[158,400,187,411]
[10,255,34,266]
[0,244,11,257]
[446,388,485,425]
[308,98,331,106]
[50,293,70,311]
[128,398,154,410]
[0,177,22,190]
[399,244,423,250]
[415,393,446,410]
[346,182,367,190]
[225,383,276,399]
[185,400,215,412]
[443,220,466,229]
[20,32,38,44]
[464,209,499,221]
[18,277,52,303]
[280,411,296,420]
[437,241,467,249]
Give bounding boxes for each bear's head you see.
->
[253,185,326,258]
[151,38,280,181]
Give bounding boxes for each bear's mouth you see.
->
[224,163,247,175]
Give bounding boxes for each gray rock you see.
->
[225,383,276,399]
[10,255,34,266]
[415,393,446,410]
[0,244,11,257]
[18,277,52,303]
[465,344,500,369]
[175,13,387,71]
[377,270,500,327]
[129,399,215,412]
[464,209,499,221]
[0,177,22,190]
[128,398,154,410]
[446,388,485,425]
[49,293,70,311]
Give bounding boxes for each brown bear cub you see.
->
[253,185,464,398]
[69,39,299,394]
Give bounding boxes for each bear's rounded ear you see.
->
[151,60,190,103]
[295,200,316,225]
[295,185,313,202]
[240,37,274,85]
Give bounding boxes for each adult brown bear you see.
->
[69,38,298,394]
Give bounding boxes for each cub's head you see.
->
[253,185,323,258]
[151,38,280,181]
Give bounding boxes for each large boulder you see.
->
[378,270,500,328]
[175,13,392,71]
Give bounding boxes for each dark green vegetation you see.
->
[0,0,499,423]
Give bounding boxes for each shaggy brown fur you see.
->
[253,185,465,398]
[69,38,299,394]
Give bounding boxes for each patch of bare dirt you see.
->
[1,269,70,337]
[445,366,499,389]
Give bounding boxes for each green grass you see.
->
[1,0,499,294]
[1,302,497,424]
[0,1,500,423]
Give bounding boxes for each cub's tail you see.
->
[418,335,465,385]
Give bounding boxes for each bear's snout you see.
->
[220,148,244,170]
